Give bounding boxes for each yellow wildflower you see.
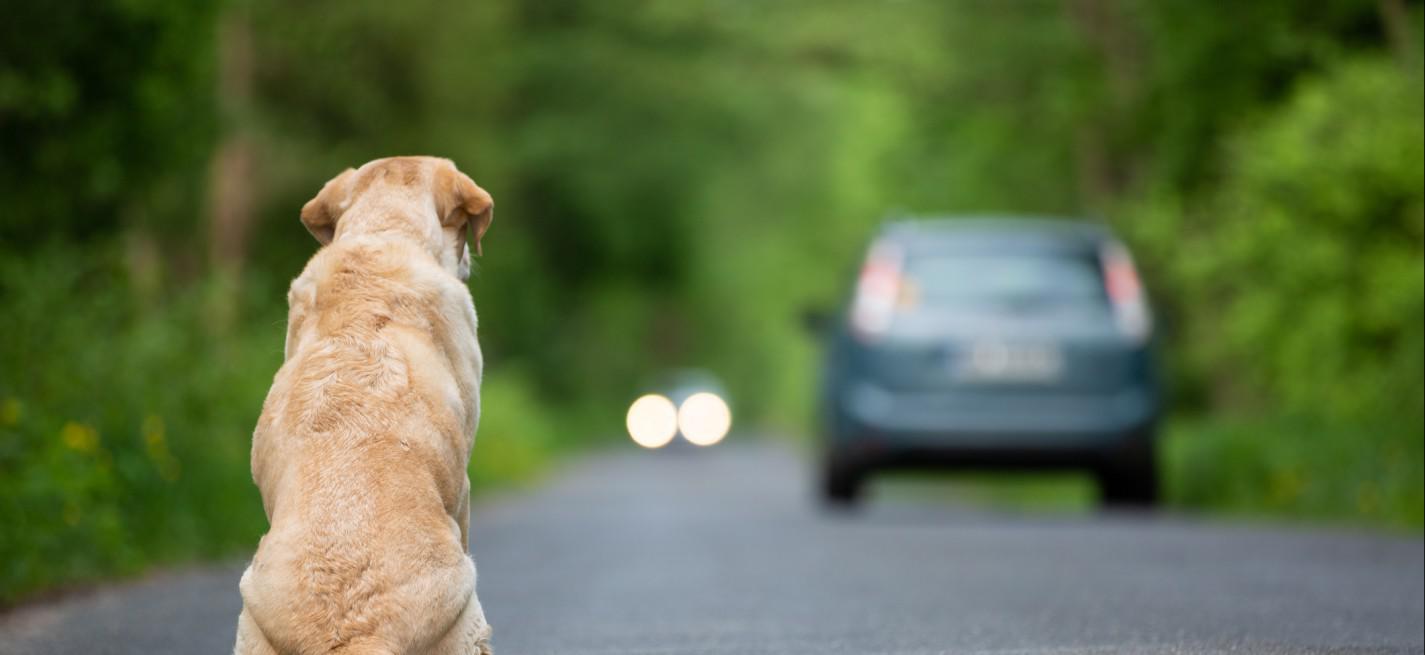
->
[60,421,99,453]
[143,415,181,481]
[1,398,20,426]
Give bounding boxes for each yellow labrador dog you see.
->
[235,157,494,655]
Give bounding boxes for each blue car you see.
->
[815,217,1162,507]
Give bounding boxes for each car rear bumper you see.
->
[832,381,1157,451]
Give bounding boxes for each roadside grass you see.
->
[877,473,1097,513]
[1162,416,1423,531]
[871,417,1424,531]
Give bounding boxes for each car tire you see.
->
[822,453,866,508]
[1096,430,1159,508]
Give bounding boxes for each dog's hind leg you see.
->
[427,592,493,655]
[233,607,280,655]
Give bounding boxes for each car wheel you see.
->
[822,453,866,508]
[1096,430,1159,508]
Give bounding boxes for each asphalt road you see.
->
[1,442,1421,654]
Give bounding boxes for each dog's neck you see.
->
[334,193,438,244]
[329,197,466,281]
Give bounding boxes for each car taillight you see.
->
[851,241,903,340]
[1101,241,1152,342]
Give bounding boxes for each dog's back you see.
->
[238,237,488,654]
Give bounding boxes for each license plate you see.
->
[954,342,1064,382]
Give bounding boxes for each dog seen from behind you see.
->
[235,157,495,655]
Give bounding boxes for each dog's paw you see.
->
[472,621,494,655]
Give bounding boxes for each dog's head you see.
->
[300,156,494,280]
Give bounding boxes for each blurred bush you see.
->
[1130,55,1423,529]
[1127,56,1423,419]
[1164,416,1423,529]
[0,244,273,604]
[1,1,237,604]
[468,370,561,490]
[0,1,217,244]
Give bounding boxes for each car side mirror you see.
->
[800,307,834,336]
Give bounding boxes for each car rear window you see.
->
[902,253,1107,309]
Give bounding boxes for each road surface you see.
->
[1,442,1421,654]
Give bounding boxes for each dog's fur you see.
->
[234,157,494,655]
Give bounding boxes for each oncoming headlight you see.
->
[677,392,731,447]
[626,394,678,449]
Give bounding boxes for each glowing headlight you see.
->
[626,394,678,449]
[677,392,731,447]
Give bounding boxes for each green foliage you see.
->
[0,244,274,604]
[1180,57,1423,420]
[1117,54,1423,500]
[1126,55,1424,530]
[1,0,233,603]
[0,1,218,243]
[1128,0,1389,192]
[468,370,560,490]
[1164,416,1424,529]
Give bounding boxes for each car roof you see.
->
[877,215,1115,256]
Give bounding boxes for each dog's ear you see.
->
[437,165,494,257]
[300,167,357,245]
